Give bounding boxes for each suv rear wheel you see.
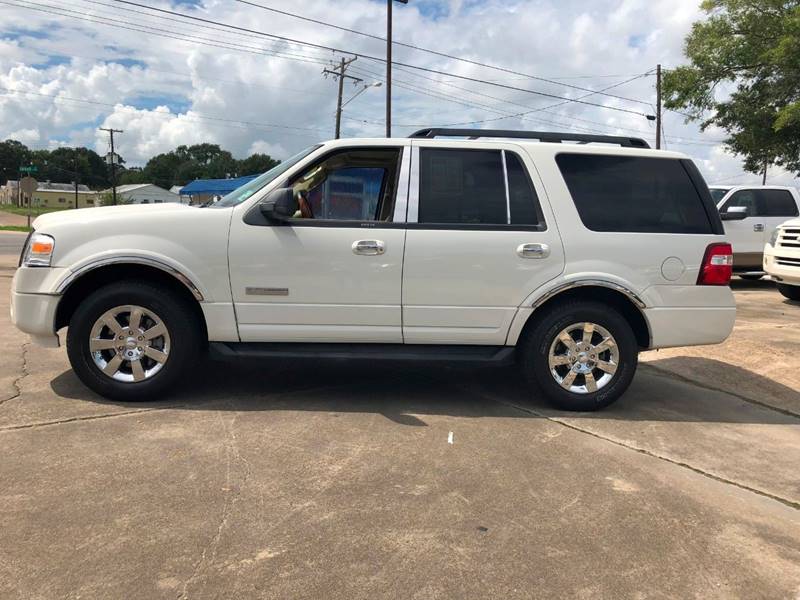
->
[519,301,638,411]
[66,281,201,401]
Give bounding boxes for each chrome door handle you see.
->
[352,239,385,255]
[753,224,765,232]
[517,243,550,259]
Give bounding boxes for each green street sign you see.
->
[20,166,38,173]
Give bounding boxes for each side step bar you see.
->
[209,342,516,365]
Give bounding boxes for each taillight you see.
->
[697,243,733,285]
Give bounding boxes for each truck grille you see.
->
[776,256,800,267]
[778,228,800,249]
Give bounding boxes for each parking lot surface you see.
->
[1,231,799,599]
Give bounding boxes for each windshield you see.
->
[709,188,729,204]
[212,145,321,207]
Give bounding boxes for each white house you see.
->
[107,184,181,205]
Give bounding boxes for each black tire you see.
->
[777,283,800,301]
[518,301,638,411]
[66,280,202,401]
[738,273,764,281]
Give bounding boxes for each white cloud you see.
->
[0,0,795,189]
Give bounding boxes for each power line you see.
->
[229,0,656,108]
[3,1,332,67]
[106,0,653,118]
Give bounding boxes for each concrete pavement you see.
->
[1,253,799,599]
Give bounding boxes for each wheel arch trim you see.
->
[55,255,205,301]
[530,279,647,311]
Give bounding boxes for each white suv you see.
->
[764,218,800,301]
[11,129,736,411]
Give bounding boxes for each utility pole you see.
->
[655,64,662,150]
[100,127,123,205]
[73,154,79,210]
[762,160,768,185]
[386,0,408,138]
[323,57,361,139]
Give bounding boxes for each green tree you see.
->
[238,153,279,176]
[0,140,32,185]
[663,0,800,175]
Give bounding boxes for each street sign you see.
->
[20,176,37,196]
[20,165,38,173]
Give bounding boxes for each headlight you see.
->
[21,233,55,267]
[769,228,781,247]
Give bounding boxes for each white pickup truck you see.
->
[710,185,800,278]
[12,129,737,411]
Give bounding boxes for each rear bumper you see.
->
[10,290,61,347]
[642,284,735,349]
[644,306,736,349]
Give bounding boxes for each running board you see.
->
[209,342,516,364]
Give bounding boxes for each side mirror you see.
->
[720,206,748,221]
[259,187,296,222]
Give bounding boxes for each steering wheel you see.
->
[297,190,314,219]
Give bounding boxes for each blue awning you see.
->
[179,174,259,196]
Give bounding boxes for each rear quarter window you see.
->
[556,154,714,234]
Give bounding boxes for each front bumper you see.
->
[764,246,800,286]
[10,274,61,348]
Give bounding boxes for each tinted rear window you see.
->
[556,154,714,234]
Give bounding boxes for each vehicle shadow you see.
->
[730,278,774,290]
[49,354,800,426]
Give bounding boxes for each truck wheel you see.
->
[777,283,800,301]
[519,301,638,411]
[66,281,202,401]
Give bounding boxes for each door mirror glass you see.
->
[259,187,297,221]
[720,206,748,221]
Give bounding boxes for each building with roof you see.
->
[1,180,98,208]
[179,175,259,205]
[103,183,182,205]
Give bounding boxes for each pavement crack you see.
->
[1,342,30,408]
[179,408,250,600]
[471,388,800,512]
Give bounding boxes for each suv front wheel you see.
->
[520,301,638,411]
[66,280,201,401]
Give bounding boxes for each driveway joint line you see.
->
[0,405,188,432]
[641,363,800,421]
[471,388,800,512]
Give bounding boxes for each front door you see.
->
[401,143,565,345]
[719,189,768,269]
[228,144,409,343]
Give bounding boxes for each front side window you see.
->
[417,148,544,227]
[556,154,714,234]
[290,148,401,221]
[722,190,759,216]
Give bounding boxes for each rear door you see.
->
[401,142,565,345]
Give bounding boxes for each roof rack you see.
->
[408,128,651,149]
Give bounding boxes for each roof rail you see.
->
[408,128,651,149]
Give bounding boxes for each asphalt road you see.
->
[0,230,25,257]
[1,254,799,599]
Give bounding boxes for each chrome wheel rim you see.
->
[89,305,170,383]
[548,322,619,395]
